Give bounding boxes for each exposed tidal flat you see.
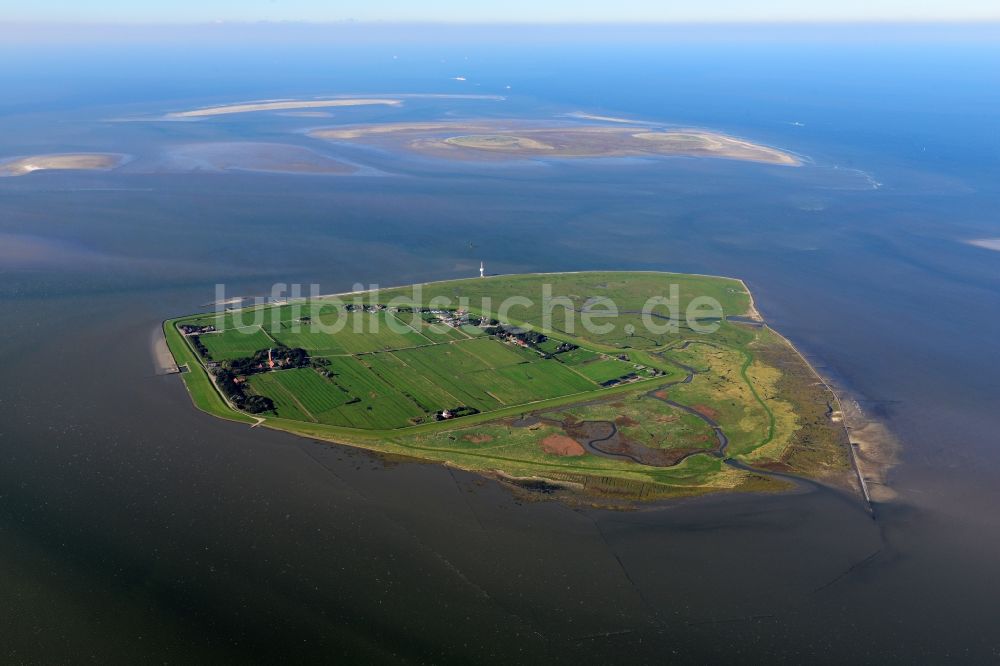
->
[0,152,128,177]
[0,94,803,185]
[0,103,801,185]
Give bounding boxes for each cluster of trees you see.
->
[210,346,314,414]
[213,367,275,413]
[224,347,310,375]
[471,315,498,328]
[518,330,547,346]
[179,324,216,335]
[345,303,385,313]
[242,395,275,413]
[189,335,210,358]
[486,325,547,347]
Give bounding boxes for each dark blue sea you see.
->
[1,23,998,662]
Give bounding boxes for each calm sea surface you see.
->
[1,25,998,662]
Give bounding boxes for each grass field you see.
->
[557,348,600,364]
[490,361,596,402]
[198,327,275,361]
[568,358,635,384]
[269,311,430,354]
[168,272,855,502]
[248,367,358,422]
[188,313,623,428]
[454,337,538,366]
[247,371,316,422]
[555,347,635,384]
[321,356,425,428]
[364,351,466,412]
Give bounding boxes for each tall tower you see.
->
[479,261,485,278]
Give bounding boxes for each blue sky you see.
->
[6,0,1000,23]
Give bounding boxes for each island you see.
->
[164,98,402,119]
[311,121,800,165]
[165,272,856,502]
[0,153,128,177]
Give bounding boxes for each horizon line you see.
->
[3,18,1000,27]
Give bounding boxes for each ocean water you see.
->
[1,23,999,662]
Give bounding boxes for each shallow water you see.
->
[1,25,999,662]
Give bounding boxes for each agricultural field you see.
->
[197,327,275,361]
[169,272,857,502]
[562,356,635,384]
[270,310,430,354]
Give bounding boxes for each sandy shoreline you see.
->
[738,279,764,321]
[151,326,179,375]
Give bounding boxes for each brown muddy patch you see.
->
[540,435,586,457]
[692,404,720,420]
[564,420,707,467]
[592,433,704,467]
[615,415,640,427]
[462,434,494,444]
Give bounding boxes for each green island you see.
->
[165,272,858,502]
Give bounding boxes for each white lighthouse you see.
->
[479,261,485,278]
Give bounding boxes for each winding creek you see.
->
[535,336,868,510]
